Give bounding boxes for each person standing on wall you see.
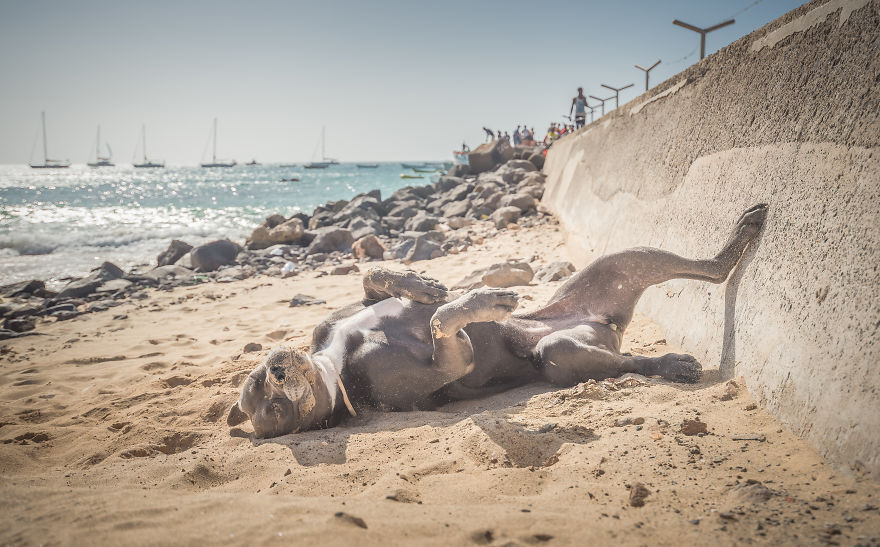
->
[570,87,588,129]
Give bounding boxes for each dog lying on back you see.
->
[228,205,768,438]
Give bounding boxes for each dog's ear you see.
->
[226,401,248,426]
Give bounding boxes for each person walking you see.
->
[570,87,589,129]
[483,127,495,142]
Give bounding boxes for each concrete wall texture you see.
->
[542,0,879,477]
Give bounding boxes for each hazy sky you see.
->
[0,0,805,164]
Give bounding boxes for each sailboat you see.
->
[133,124,165,168]
[200,118,236,168]
[305,126,338,169]
[87,125,115,167]
[29,111,70,169]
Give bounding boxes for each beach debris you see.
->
[289,294,326,307]
[731,433,766,442]
[718,380,740,401]
[745,403,758,411]
[680,419,708,436]
[243,343,262,353]
[629,482,651,507]
[334,512,367,529]
[385,488,421,504]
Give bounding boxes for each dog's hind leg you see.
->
[541,204,768,331]
[537,326,701,384]
[362,267,448,304]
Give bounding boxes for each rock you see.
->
[386,488,422,503]
[446,217,473,229]
[403,235,444,263]
[248,217,305,250]
[729,480,774,504]
[4,317,36,333]
[347,217,384,241]
[535,261,577,282]
[446,164,469,177]
[142,265,194,282]
[57,278,102,299]
[352,235,386,259]
[334,512,367,529]
[453,261,533,290]
[95,278,133,293]
[404,212,441,232]
[482,262,533,288]
[330,264,360,275]
[527,151,545,170]
[499,192,537,212]
[629,482,651,507]
[156,240,193,266]
[502,159,538,172]
[680,419,708,436]
[441,199,470,218]
[0,280,45,298]
[289,294,326,307]
[490,206,522,229]
[468,139,514,174]
[306,227,354,255]
[243,342,262,353]
[190,240,242,272]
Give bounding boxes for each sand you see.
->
[1,219,877,546]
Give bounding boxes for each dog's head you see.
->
[227,346,328,438]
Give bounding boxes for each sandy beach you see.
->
[1,217,877,546]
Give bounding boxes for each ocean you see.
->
[0,163,434,288]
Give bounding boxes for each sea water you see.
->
[0,163,433,288]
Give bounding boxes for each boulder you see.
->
[248,217,305,250]
[441,199,470,218]
[405,212,441,232]
[527,152,545,170]
[143,264,195,282]
[0,279,45,298]
[446,164,470,178]
[57,262,124,299]
[501,159,538,172]
[95,278,133,293]
[330,264,360,275]
[352,235,386,260]
[535,261,577,282]
[348,217,384,240]
[403,235,444,263]
[490,206,522,229]
[453,261,534,290]
[306,226,354,255]
[157,240,193,266]
[4,317,36,333]
[190,240,242,272]
[499,192,537,212]
[468,139,514,174]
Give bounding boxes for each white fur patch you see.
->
[311,298,405,408]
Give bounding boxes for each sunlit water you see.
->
[0,163,432,288]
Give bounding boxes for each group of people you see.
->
[481,87,591,149]
[482,126,539,146]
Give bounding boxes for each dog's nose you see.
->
[269,366,285,383]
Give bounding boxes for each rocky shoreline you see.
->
[0,143,560,340]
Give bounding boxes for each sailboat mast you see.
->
[322,126,325,161]
[213,118,218,163]
[142,124,147,162]
[96,125,101,159]
[41,111,48,163]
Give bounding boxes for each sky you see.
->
[0,0,806,164]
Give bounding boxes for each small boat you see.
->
[246,159,260,166]
[305,126,338,169]
[400,174,424,179]
[304,162,331,169]
[29,111,70,168]
[280,177,300,182]
[133,124,164,168]
[356,163,379,168]
[412,167,440,173]
[87,125,115,167]
[401,163,426,169]
[200,118,236,168]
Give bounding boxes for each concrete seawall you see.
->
[542,0,879,476]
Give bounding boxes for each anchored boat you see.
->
[29,111,70,169]
[200,118,236,167]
